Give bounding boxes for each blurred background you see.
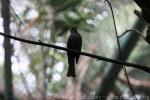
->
[0,0,150,100]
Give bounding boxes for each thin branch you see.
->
[10,4,23,24]
[105,0,137,99]
[0,32,150,74]
[104,0,120,55]
[118,29,145,39]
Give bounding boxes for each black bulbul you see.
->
[67,27,82,77]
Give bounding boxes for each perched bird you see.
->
[67,27,82,77]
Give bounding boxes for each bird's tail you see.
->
[67,61,75,77]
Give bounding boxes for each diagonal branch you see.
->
[0,32,150,73]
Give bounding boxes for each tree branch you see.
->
[104,0,137,99]
[0,32,150,73]
[118,29,145,39]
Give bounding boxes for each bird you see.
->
[67,27,82,77]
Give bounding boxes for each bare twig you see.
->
[119,29,145,39]
[0,32,150,74]
[10,4,23,24]
[105,0,137,99]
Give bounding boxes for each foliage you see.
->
[9,0,96,97]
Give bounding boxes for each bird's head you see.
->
[70,27,77,33]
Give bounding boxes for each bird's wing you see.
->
[75,33,82,63]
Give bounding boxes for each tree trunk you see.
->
[1,0,14,100]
